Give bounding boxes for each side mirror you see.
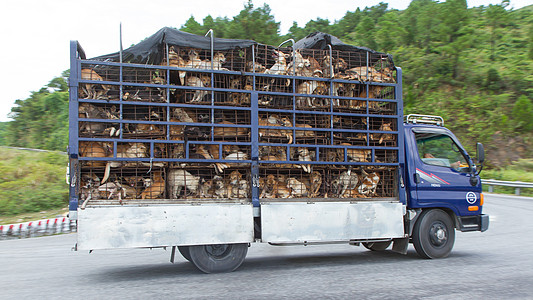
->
[477,142,485,164]
[476,142,485,175]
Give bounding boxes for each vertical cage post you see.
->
[68,41,81,216]
[119,23,124,139]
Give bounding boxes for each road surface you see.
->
[1,194,532,299]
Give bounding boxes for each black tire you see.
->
[412,209,455,259]
[363,241,392,251]
[178,246,191,262]
[189,243,248,273]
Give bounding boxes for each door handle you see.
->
[414,173,421,184]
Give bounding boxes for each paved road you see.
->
[1,194,532,299]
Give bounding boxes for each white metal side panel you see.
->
[261,202,405,243]
[77,204,254,250]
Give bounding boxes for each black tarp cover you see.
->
[294,32,394,65]
[93,27,257,64]
[92,28,393,66]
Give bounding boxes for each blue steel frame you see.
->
[69,40,406,212]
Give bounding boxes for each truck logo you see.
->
[416,168,450,185]
[466,192,477,204]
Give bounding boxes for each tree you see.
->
[350,15,377,49]
[485,0,511,61]
[512,95,533,132]
[5,74,69,151]
[180,16,204,35]
[225,1,280,44]
[375,11,405,52]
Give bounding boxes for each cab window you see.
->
[415,132,469,172]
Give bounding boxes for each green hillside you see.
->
[0,147,68,216]
[1,0,531,169]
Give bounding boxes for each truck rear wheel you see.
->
[189,243,248,273]
[412,209,455,259]
[363,241,392,251]
[178,246,191,262]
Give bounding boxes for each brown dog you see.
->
[140,172,166,199]
[80,69,109,99]
[337,143,371,163]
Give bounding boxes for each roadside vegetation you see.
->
[483,159,533,196]
[0,147,68,218]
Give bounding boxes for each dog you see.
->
[80,173,102,202]
[227,170,249,198]
[331,82,357,107]
[229,78,252,105]
[309,171,322,197]
[212,176,226,198]
[167,169,200,198]
[296,80,329,108]
[263,174,291,198]
[140,172,165,199]
[165,47,186,67]
[258,115,293,144]
[265,50,289,75]
[196,52,227,70]
[213,120,250,137]
[337,143,370,162]
[79,69,110,99]
[370,122,394,144]
[97,182,127,201]
[186,75,210,102]
[193,144,227,174]
[246,61,266,73]
[287,50,311,76]
[346,66,394,83]
[134,111,164,135]
[287,177,308,197]
[322,56,348,77]
[78,103,120,136]
[79,141,112,169]
[295,123,316,139]
[100,143,149,184]
[334,168,360,198]
[290,147,312,173]
[263,50,290,89]
[199,178,215,198]
[260,146,287,168]
[300,56,323,78]
[170,108,210,139]
[357,169,380,197]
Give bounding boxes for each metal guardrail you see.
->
[482,179,533,196]
[0,217,76,240]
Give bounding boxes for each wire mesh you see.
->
[75,42,400,202]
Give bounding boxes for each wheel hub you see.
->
[429,221,447,247]
[205,244,231,259]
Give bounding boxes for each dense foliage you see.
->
[1,0,531,167]
[3,70,69,152]
[0,148,68,216]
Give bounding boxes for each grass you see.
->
[482,159,533,197]
[0,207,68,225]
[0,147,69,217]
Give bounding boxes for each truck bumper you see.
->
[458,214,489,232]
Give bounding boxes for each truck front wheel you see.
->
[412,209,455,259]
[188,243,248,273]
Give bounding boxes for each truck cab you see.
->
[402,114,489,258]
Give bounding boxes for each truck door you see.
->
[412,129,477,214]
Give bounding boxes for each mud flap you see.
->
[392,237,409,255]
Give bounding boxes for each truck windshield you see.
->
[415,133,469,172]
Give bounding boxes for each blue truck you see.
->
[68,28,488,273]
